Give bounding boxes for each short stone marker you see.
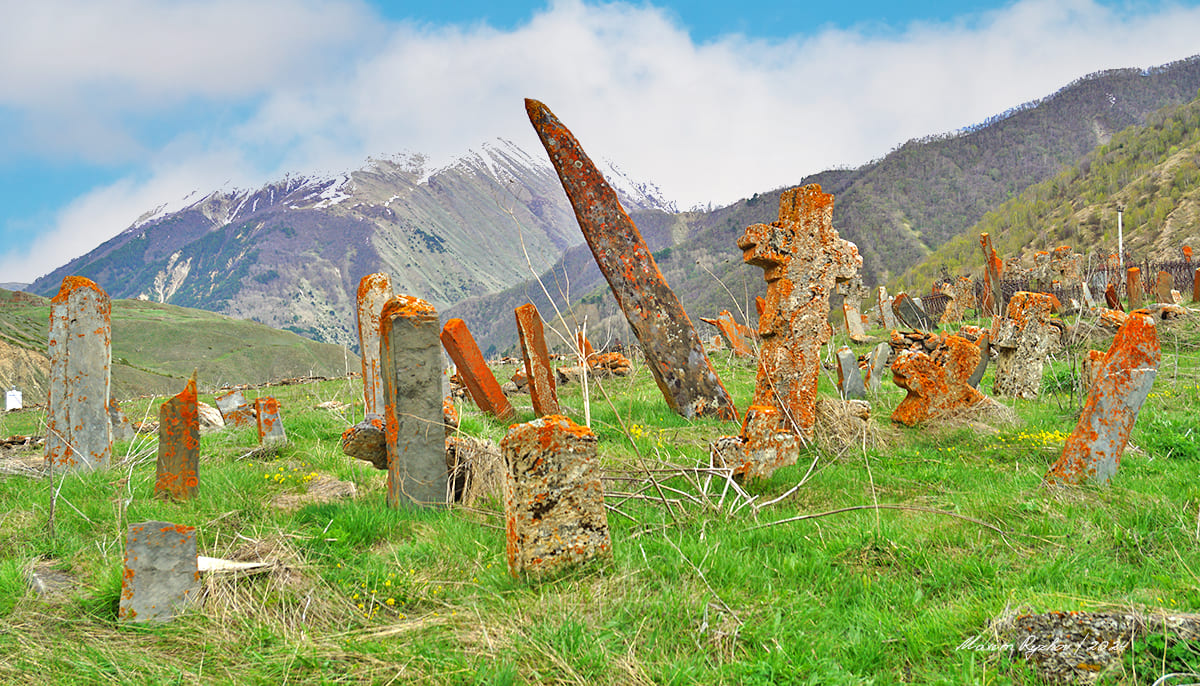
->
[357,273,394,418]
[836,346,866,399]
[527,98,737,421]
[937,281,966,326]
[155,374,200,500]
[840,277,870,343]
[501,415,610,578]
[1126,267,1143,310]
[441,318,515,421]
[109,398,135,441]
[866,342,890,392]
[700,310,756,358]
[215,389,254,428]
[876,286,898,329]
[992,291,1061,399]
[1194,267,1200,303]
[254,396,287,446]
[382,295,448,507]
[891,335,988,426]
[1155,270,1173,303]
[1080,349,1105,393]
[118,521,199,623]
[515,303,560,417]
[1105,283,1122,311]
[45,276,113,471]
[1046,311,1159,485]
[979,233,1004,316]
[893,292,932,331]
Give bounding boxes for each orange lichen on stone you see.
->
[576,331,596,364]
[1184,246,1193,262]
[1126,267,1143,310]
[441,318,515,421]
[1046,311,1159,486]
[155,373,200,501]
[700,310,756,358]
[755,296,766,317]
[356,273,394,418]
[501,415,609,578]
[526,98,736,421]
[515,304,560,417]
[890,335,986,426]
[979,233,1004,316]
[254,397,286,446]
[991,291,1062,399]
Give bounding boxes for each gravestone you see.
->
[254,397,287,446]
[893,293,932,331]
[118,521,199,623]
[576,331,596,364]
[155,374,200,501]
[1127,267,1143,310]
[356,273,394,418]
[836,346,866,399]
[1195,268,1200,303]
[700,310,755,358]
[866,342,890,392]
[515,303,560,417]
[938,281,966,326]
[711,184,862,480]
[1080,281,1097,310]
[45,276,112,471]
[876,286,898,329]
[527,98,736,421]
[992,292,1061,399]
[215,389,254,428]
[1155,270,1173,303]
[979,233,1004,316]
[441,318,515,421]
[840,276,869,343]
[5,389,20,412]
[109,399,135,441]
[1046,311,1159,485]
[891,335,988,426]
[502,415,610,578]
[382,295,447,508]
[1104,283,1122,311]
[1080,349,1105,394]
[967,331,991,388]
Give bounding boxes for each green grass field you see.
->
[0,311,1197,684]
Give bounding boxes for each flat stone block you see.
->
[118,521,199,623]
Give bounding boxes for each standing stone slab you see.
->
[866,342,890,392]
[118,521,199,622]
[382,296,448,508]
[357,273,394,418]
[992,292,1061,399]
[515,304,560,417]
[501,415,610,578]
[254,397,287,446]
[45,276,113,471]
[980,233,1005,316]
[893,292,933,331]
[155,374,200,501]
[836,346,866,399]
[1155,270,1173,303]
[1046,312,1159,485]
[1195,268,1200,303]
[967,332,991,389]
[215,389,254,427]
[1105,283,1123,311]
[938,282,966,326]
[877,286,898,329]
[1127,267,1144,310]
[527,98,736,421]
[441,318,515,421]
[840,276,869,343]
[891,335,988,426]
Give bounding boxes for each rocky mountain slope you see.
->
[28,141,672,347]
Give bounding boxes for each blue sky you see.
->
[2,0,1200,283]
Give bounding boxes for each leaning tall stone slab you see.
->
[254,397,287,446]
[980,233,1004,316]
[711,185,862,480]
[45,276,112,471]
[992,292,1061,399]
[502,415,610,578]
[382,295,448,508]
[515,304,560,417]
[893,292,932,331]
[118,521,199,622]
[356,273,394,418]
[155,374,200,501]
[441,318,515,421]
[891,335,988,426]
[1046,311,1159,485]
[527,98,736,421]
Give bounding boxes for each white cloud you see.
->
[6,0,1200,281]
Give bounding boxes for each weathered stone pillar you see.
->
[938,282,965,326]
[46,276,112,471]
[1155,270,1173,304]
[1104,283,1123,311]
[382,295,447,508]
[526,98,736,421]
[515,304,560,417]
[1127,267,1143,310]
[118,521,199,623]
[841,276,869,343]
[155,374,199,501]
[215,389,254,427]
[501,415,610,578]
[441,318,515,421]
[356,273,394,418]
[876,286,898,329]
[1194,268,1200,303]
[576,331,596,363]
[836,346,865,399]
[992,292,1061,399]
[254,397,287,446]
[866,342,890,392]
[891,335,988,426]
[1046,311,1159,485]
[980,233,1004,316]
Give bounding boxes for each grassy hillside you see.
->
[0,288,356,404]
[898,93,1200,293]
[0,308,1196,683]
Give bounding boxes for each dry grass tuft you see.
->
[814,395,894,455]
